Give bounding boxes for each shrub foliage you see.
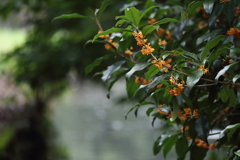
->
[55,0,240,159]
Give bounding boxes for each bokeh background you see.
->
[0,0,229,160]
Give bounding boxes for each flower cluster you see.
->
[226,28,240,39]
[180,126,189,133]
[168,76,185,96]
[158,39,167,46]
[196,65,209,74]
[147,18,156,25]
[155,28,165,35]
[135,77,152,85]
[235,6,240,17]
[98,30,109,39]
[151,58,172,73]
[132,31,155,55]
[104,39,118,50]
[194,139,215,150]
[197,7,208,18]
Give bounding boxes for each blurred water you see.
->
[51,79,171,160]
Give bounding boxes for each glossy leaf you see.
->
[187,1,203,18]
[126,77,139,98]
[186,70,204,91]
[181,93,193,109]
[235,151,240,157]
[125,63,150,79]
[163,134,179,158]
[175,136,188,158]
[101,61,125,82]
[215,62,238,82]
[233,74,240,83]
[85,54,112,75]
[138,74,169,92]
[220,124,240,142]
[227,0,239,25]
[195,113,209,143]
[144,65,160,80]
[152,18,179,26]
[124,7,141,27]
[125,101,155,119]
[170,98,179,121]
[203,0,215,14]
[52,13,89,22]
[142,25,157,36]
[146,107,155,116]
[200,35,226,62]
[115,19,128,27]
[208,2,224,27]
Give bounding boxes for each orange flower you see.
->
[147,18,157,25]
[168,76,185,96]
[104,39,117,50]
[132,31,147,46]
[158,39,167,46]
[165,31,172,40]
[98,30,109,39]
[157,109,168,115]
[141,43,155,55]
[135,77,152,85]
[196,65,208,74]
[151,58,172,72]
[155,28,165,35]
[235,6,240,17]
[125,49,133,55]
[226,28,240,39]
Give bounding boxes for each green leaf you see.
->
[124,7,141,27]
[96,0,112,19]
[203,0,215,14]
[153,136,162,155]
[207,46,230,66]
[146,107,155,116]
[125,63,150,79]
[52,13,89,22]
[170,98,180,121]
[188,1,203,18]
[208,2,224,27]
[144,65,160,80]
[182,51,199,62]
[152,18,179,26]
[115,19,129,27]
[220,124,240,142]
[140,6,158,19]
[181,10,187,22]
[227,0,239,25]
[186,70,204,91]
[126,77,139,98]
[200,35,226,62]
[195,113,209,143]
[125,101,154,119]
[215,62,238,82]
[138,74,169,92]
[107,71,126,97]
[218,85,228,102]
[235,151,240,157]
[115,15,128,20]
[102,61,125,82]
[181,93,193,109]
[85,54,112,75]
[163,134,179,158]
[84,39,108,47]
[93,27,131,42]
[142,25,157,36]
[175,136,188,158]
[233,74,240,83]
